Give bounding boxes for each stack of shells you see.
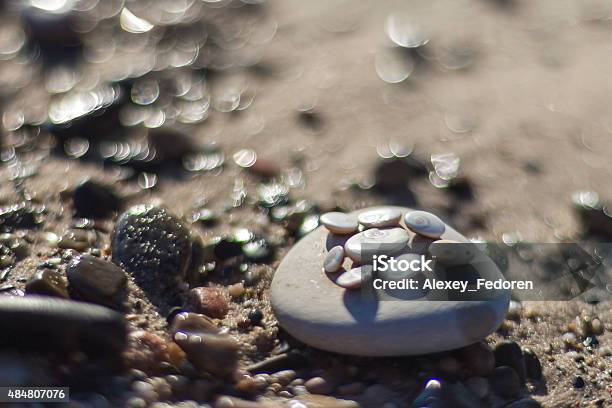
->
[320,207,476,289]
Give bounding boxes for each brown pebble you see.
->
[228,283,245,299]
[186,287,229,319]
[25,269,68,298]
[305,377,333,395]
[172,312,240,377]
[124,330,186,374]
[291,395,359,408]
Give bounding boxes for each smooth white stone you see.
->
[336,266,366,289]
[320,212,359,235]
[271,206,510,356]
[357,208,402,228]
[344,228,409,263]
[404,210,446,238]
[428,239,476,265]
[323,246,345,273]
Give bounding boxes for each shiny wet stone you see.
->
[25,268,68,298]
[67,254,127,309]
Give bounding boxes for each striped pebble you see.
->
[320,212,359,235]
[428,239,475,265]
[403,211,446,238]
[323,246,345,273]
[336,266,366,289]
[345,228,409,263]
[357,208,402,228]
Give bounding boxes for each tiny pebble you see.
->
[323,246,345,273]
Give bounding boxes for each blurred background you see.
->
[4,0,612,246]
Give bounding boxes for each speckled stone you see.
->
[320,212,359,235]
[271,206,509,356]
[111,205,192,295]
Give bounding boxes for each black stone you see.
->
[67,255,127,308]
[491,366,521,399]
[523,348,542,380]
[494,341,527,384]
[573,376,585,389]
[213,238,243,260]
[73,180,120,218]
[248,308,264,326]
[111,205,192,296]
[0,296,126,356]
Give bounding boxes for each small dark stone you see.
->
[213,237,243,260]
[374,156,427,191]
[73,180,120,218]
[166,306,186,324]
[0,202,43,232]
[25,269,68,299]
[491,366,521,399]
[460,341,495,377]
[522,348,542,380]
[67,255,127,308]
[111,205,192,297]
[494,341,527,384]
[0,296,125,356]
[411,380,481,408]
[248,309,264,326]
[573,376,585,389]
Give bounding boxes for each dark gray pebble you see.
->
[491,366,521,399]
[111,205,192,295]
[0,296,126,355]
[494,341,527,384]
[73,180,120,219]
[522,348,542,380]
[67,255,127,308]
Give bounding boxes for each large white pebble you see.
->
[323,246,345,273]
[320,212,359,235]
[357,207,402,228]
[404,211,446,238]
[345,228,409,263]
[428,239,476,265]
